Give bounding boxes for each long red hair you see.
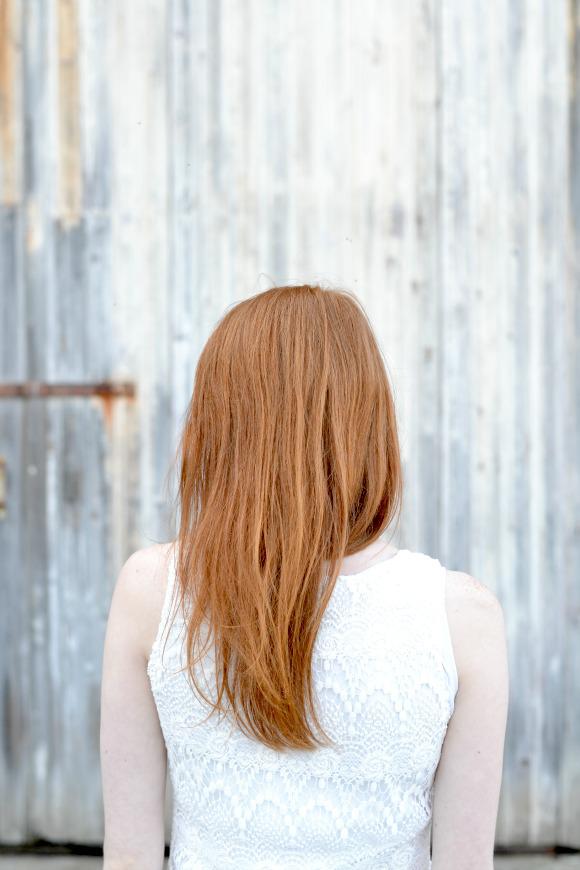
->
[168,283,403,751]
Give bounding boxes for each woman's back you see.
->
[101,287,508,870]
[147,545,459,869]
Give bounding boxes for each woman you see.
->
[100,284,509,869]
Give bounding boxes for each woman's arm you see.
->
[431,571,510,870]
[100,546,169,870]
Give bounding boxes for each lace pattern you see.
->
[147,549,458,869]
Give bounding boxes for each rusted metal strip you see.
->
[0,381,136,397]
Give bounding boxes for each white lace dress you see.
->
[147,548,459,869]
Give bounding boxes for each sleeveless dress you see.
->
[147,548,459,870]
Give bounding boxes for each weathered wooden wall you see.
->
[0,0,578,851]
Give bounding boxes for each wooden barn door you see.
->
[0,0,173,846]
[0,384,138,843]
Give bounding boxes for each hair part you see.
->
[168,283,403,751]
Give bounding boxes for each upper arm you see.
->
[100,545,169,870]
[431,571,509,870]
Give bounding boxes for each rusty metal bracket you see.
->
[0,382,136,398]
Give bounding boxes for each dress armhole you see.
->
[437,561,459,704]
[147,544,179,677]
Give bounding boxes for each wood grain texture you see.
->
[0,0,577,851]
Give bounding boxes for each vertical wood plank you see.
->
[413,0,443,556]
[20,0,58,838]
[560,0,580,845]
[439,0,473,572]
[0,399,28,842]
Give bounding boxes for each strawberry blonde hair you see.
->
[168,283,403,751]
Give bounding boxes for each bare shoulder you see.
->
[443,569,507,681]
[121,540,175,585]
[444,568,503,612]
[111,540,176,661]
